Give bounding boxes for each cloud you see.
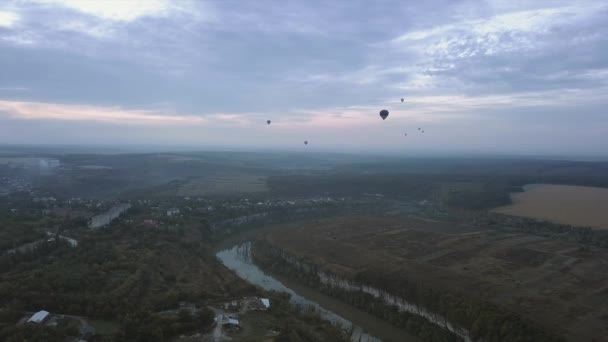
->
[0,100,208,125]
[0,0,607,154]
[26,0,175,22]
[0,10,19,27]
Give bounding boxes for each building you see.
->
[27,310,49,323]
[222,317,241,332]
[249,297,271,311]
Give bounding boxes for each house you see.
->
[166,208,180,216]
[222,317,241,332]
[249,298,270,311]
[27,310,49,323]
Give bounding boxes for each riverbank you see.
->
[253,239,467,342]
[216,242,423,342]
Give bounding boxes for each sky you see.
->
[0,0,607,156]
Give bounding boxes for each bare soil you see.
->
[493,184,608,229]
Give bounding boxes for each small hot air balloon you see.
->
[267,120,271,125]
[418,127,421,131]
[422,130,425,133]
[401,98,404,103]
[404,132,407,136]
[304,140,308,145]
[379,109,389,120]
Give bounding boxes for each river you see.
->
[216,242,421,342]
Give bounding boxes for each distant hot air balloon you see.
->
[379,109,389,120]
[304,140,308,145]
[401,98,404,103]
[267,120,271,125]
[404,132,407,136]
[422,130,425,133]
[418,127,421,131]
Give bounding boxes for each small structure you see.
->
[27,310,49,323]
[248,297,271,311]
[222,317,241,332]
[166,208,180,217]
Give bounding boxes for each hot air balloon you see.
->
[267,120,271,125]
[404,132,407,136]
[304,140,308,145]
[379,109,389,120]
[401,98,404,103]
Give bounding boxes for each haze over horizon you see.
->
[1,0,607,156]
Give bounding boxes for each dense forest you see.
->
[0,222,252,341]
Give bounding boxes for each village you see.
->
[15,295,275,342]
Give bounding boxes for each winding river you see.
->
[216,242,421,342]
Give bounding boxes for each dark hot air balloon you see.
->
[304,140,308,145]
[379,109,389,120]
[266,120,271,125]
[401,98,404,103]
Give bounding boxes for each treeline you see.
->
[254,241,565,342]
[268,173,436,198]
[0,238,71,273]
[321,286,462,342]
[443,182,521,210]
[481,214,608,248]
[0,222,46,251]
[352,270,564,342]
[252,241,464,342]
[208,200,389,242]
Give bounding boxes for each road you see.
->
[207,306,228,342]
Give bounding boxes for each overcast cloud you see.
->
[0,0,607,155]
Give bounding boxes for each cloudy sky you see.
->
[0,0,607,155]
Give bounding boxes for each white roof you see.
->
[226,318,239,325]
[28,310,49,323]
[260,298,270,308]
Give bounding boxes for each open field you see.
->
[264,217,608,341]
[493,184,608,229]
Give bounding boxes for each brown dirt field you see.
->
[492,184,608,229]
[264,216,608,342]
